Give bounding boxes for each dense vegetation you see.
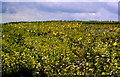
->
[2,21,120,76]
[3,21,120,25]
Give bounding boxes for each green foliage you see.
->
[2,21,120,76]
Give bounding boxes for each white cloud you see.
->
[2,7,42,22]
[94,8,117,21]
[106,2,118,9]
[2,6,117,23]
[1,2,118,23]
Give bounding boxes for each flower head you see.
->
[78,37,82,41]
[113,42,117,46]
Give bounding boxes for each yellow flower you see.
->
[2,35,5,37]
[36,72,39,74]
[82,72,84,75]
[53,32,57,35]
[63,68,67,72]
[109,28,112,30]
[86,62,89,66]
[59,32,63,34]
[113,42,117,46]
[36,66,38,69]
[95,63,98,65]
[88,34,91,36]
[78,37,82,41]
[73,73,76,75]
[103,32,106,34]
[102,72,105,75]
[89,68,94,71]
[88,39,91,43]
[77,71,81,75]
[37,63,41,66]
[87,52,90,55]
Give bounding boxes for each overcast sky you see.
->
[1,1,119,23]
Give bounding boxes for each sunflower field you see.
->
[1,21,120,77]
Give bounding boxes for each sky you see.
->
[1,0,119,23]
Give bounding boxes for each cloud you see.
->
[2,2,118,14]
[36,2,118,14]
[2,0,120,2]
[1,2,118,23]
[94,8,117,21]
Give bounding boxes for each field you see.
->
[1,21,120,76]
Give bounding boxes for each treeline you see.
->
[2,20,120,25]
[78,21,120,24]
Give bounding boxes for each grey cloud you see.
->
[1,2,118,23]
